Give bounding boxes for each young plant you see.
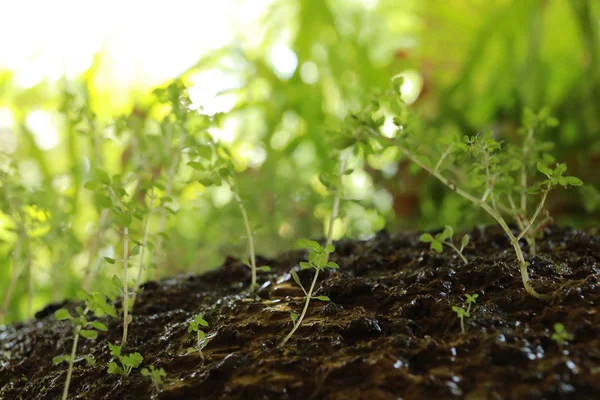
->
[419,225,469,264]
[551,323,573,347]
[354,83,582,299]
[187,315,210,360]
[141,365,166,392]
[279,150,348,347]
[187,137,266,294]
[107,343,144,377]
[85,172,137,346]
[53,289,117,400]
[451,293,478,334]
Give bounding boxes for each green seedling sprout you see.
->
[85,172,138,346]
[53,289,116,400]
[141,365,166,392]
[353,82,582,300]
[551,323,573,347]
[187,315,210,360]
[107,343,144,377]
[419,225,469,264]
[187,138,267,294]
[279,151,348,347]
[451,293,478,334]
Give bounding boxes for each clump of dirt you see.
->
[1,226,599,399]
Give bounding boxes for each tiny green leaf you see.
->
[53,355,71,365]
[419,233,434,243]
[313,296,331,302]
[431,240,443,253]
[54,309,72,321]
[91,321,108,332]
[326,261,340,269]
[104,257,116,264]
[461,235,470,250]
[80,330,98,340]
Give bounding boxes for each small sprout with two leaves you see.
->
[420,226,469,264]
[141,365,167,392]
[451,293,479,334]
[187,315,210,360]
[551,323,573,347]
[107,343,144,377]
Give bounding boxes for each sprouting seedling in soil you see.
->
[352,83,582,300]
[279,150,349,347]
[187,315,209,360]
[54,289,117,400]
[451,293,478,334]
[186,137,265,294]
[551,323,573,347]
[141,365,166,392]
[107,343,144,377]
[419,225,469,264]
[85,172,137,346]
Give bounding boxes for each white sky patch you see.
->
[208,117,238,144]
[188,69,240,116]
[393,69,423,105]
[26,110,60,150]
[0,0,261,90]
[381,117,398,138]
[268,44,298,80]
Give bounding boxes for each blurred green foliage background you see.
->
[1,0,599,323]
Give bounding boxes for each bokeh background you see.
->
[1,0,599,323]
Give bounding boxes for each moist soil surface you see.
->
[1,226,600,400]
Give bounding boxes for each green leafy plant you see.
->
[279,150,349,347]
[187,315,210,360]
[451,293,478,334]
[53,289,116,400]
[419,225,469,264]
[141,365,166,392]
[187,137,268,294]
[107,343,144,377]
[551,323,573,346]
[352,82,583,299]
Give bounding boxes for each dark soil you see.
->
[1,226,600,400]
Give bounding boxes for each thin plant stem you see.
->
[122,226,129,346]
[280,151,349,347]
[82,209,109,291]
[131,190,155,308]
[229,177,257,293]
[61,327,80,400]
[443,242,468,264]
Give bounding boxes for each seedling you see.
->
[141,365,166,392]
[85,172,138,346]
[551,323,573,346]
[187,138,264,294]
[107,343,144,377]
[419,225,469,264]
[451,293,478,334]
[53,289,116,400]
[279,150,349,347]
[187,315,210,360]
[352,82,582,299]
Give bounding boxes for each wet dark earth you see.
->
[1,226,600,400]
